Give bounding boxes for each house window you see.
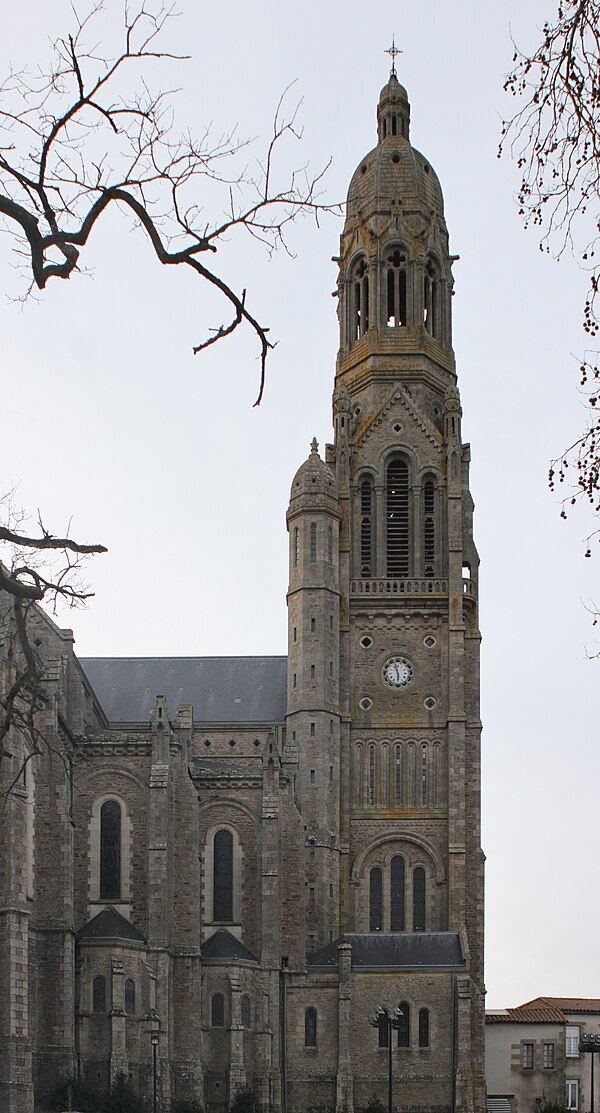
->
[397,1002,410,1047]
[566,1081,579,1110]
[310,522,317,562]
[369,867,383,931]
[100,800,121,900]
[241,995,251,1028]
[305,1006,318,1047]
[211,993,224,1027]
[418,1008,430,1048]
[522,1043,534,1069]
[124,978,135,1016]
[311,617,316,632]
[92,976,106,1013]
[413,867,426,931]
[310,770,315,784]
[310,664,316,679]
[213,830,233,922]
[543,1043,555,1068]
[390,855,405,931]
[310,722,316,737]
[386,459,410,576]
[566,1026,580,1057]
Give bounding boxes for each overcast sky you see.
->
[2,0,598,1010]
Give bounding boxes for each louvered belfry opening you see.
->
[360,479,373,576]
[423,479,436,576]
[386,459,410,576]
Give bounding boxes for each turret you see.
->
[286,440,342,950]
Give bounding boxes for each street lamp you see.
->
[579,1034,600,1113]
[151,1028,159,1113]
[369,1005,405,1113]
[144,1013,161,1113]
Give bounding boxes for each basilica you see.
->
[0,70,485,1113]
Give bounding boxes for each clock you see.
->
[382,656,414,689]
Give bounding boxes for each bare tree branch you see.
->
[499,0,600,549]
[0,1,338,405]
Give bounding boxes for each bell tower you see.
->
[328,70,485,1111]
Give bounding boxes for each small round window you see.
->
[359,696,373,711]
[360,635,373,649]
[424,696,436,710]
[423,635,436,649]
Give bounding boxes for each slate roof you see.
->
[76,906,146,945]
[80,656,288,725]
[201,929,259,964]
[307,932,465,970]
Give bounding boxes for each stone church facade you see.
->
[0,73,485,1113]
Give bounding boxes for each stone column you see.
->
[109,958,128,1083]
[336,942,354,1113]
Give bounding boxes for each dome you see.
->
[346,75,444,221]
[290,438,337,503]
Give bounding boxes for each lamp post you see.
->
[369,1005,405,1113]
[580,1034,600,1113]
[151,1028,159,1113]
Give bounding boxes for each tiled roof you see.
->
[76,906,146,945]
[524,996,600,1014]
[307,932,465,970]
[81,656,288,725]
[201,929,259,964]
[486,997,600,1024]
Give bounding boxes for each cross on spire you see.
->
[385,36,402,78]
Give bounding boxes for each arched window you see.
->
[397,1001,410,1047]
[211,993,225,1027]
[386,459,410,576]
[385,248,408,327]
[419,1008,430,1048]
[413,867,426,931]
[394,744,402,805]
[241,995,251,1028]
[293,526,299,567]
[124,978,135,1016]
[92,975,106,1013]
[100,800,121,900]
[424,259,439,338]
[310,521,317,562]
[304,1007,317,1047]
[390,855,405,931]
[213,830,233,922]
[328,525,333,564]
[420,744,428,805]
[360,478,374,577]
[352,258,369,340]
[369,867,383,931]
[423,479,436,577]
[368,744,376,806]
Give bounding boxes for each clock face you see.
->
[382,656,414,689]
